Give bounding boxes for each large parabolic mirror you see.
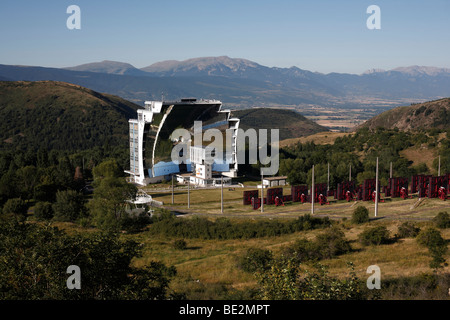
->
[126,98,240,185]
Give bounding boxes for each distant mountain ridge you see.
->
[2,56,450,109]
[65,60,149,77]
[141,56,262,76]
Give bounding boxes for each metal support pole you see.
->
[327,162,330,192]
[188,178,190,209]
[261,171,264,213]
[438,156,441,176]
[375,157,379,217]
[311,165,315,215]
[221,176,224,214]
[349,164,351,182]
[172,175,174,204]
[390,162,393,179]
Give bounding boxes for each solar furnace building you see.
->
[126,98,240,186]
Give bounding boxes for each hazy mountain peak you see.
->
[65,60,147,76]
[391,65,450,76]
[140,56,262,75]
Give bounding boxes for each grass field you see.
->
[50,181,450,299]
[117,183,450,299]
[126,218,449,299]
[279,131,353,148]
[147,183,450,220]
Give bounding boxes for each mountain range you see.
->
[1,56,450,109]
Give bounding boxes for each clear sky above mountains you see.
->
[1,0,449,74]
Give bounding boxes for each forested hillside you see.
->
[278,127,449,187]
[359,98,450,131]
[231,108,327,141]
[0,81,140,152]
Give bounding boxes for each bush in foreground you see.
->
[396,221,421,238]
[352,206,369,224]
[416,227,448,269]
[34,201,54,221]
[1,198,28,222]
[358,226,390,246]
[238,248,273,273]
[173,239,187,250]
[0,221,177,299]
[433,211,450,229]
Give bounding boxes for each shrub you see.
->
[238,248,273,273]
[359,226,390,246]
[352,206,369,224]
[0,222,177,300]
[151,208,176,222]
[315,226,352,259]
[2,198,28,222]
[119,212,152,233]
[417,227,446,248]
[396,221,421,238]
[33,201,54,220]
[283,238,320,263]
[173,239,187,250]
[148,215,332,240]
[416,227,448,269]
[283,227,351,263]
[432,212,450,229]
[255,260,366,300]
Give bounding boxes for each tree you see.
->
[254,257,365,300]
[34,201,54,220]
[52,190,86,222]
[433,212,450,229]
[56,156,74,189]
[0,221,177,299]
[88,177,137,230]
[0,168,18,206]
[92,159,122,179]
[416,227,448,270]
[2,198,28,222]
[15,165,39,199]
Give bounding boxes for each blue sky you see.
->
[0,0,449,74]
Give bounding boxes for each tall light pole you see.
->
[390,161,393,179]
[311,165,315,215]
[187,178,190,209]
[438,156,441,176]
[349,164,352,182]
[327,162,330,192]
[375,157,379,217]
[261,170,264,213]
[172,175,174,204]
[221,175,224,214]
